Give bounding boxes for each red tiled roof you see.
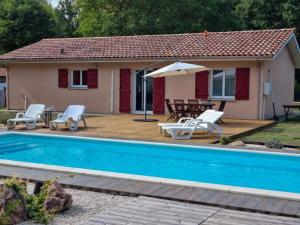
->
[0,28,295,62]
[0,68,7,76]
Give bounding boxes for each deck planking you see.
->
[80,196,300,225]
[5,114,275,144]
[1,164,300,218]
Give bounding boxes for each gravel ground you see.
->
[1,180,132,225]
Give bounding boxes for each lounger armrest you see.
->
[178,117,195,123]
[36,112,44,121]
[16,112,25,118]
[57,113,64,119]
[194,121,211,126]
[194,121,223,132]
[77,114,84,121]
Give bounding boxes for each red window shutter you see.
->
[87,69,98,88]
[58,69,68,88]
[235,68,250,100]
[152,77,165,114]
[195,71,209,99]
[119,68,131,113]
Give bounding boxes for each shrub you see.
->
[266,138,284,149]
[0,111,16,124]
[3,177,54,224]
[219,136,232,145]
[0,199,23,225]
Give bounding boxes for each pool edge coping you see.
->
[0,159,300,202]
[1,131,300,202]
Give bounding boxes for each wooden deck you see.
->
[10,114,275,144]
[80,196,300,225]
[1,164,300,218]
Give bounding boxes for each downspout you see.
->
[22,94,27,111]
[6,67,9,110]
[110,70,114,113]
[257,61,263,120]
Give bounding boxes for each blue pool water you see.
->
[0,133,300,193]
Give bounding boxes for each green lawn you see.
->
[240,116,300,146]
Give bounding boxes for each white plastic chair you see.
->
[50,105,86,131]
[7,104,45,129]
[164,111,224,140]
[158,110,216,133]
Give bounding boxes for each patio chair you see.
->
[217,101,226,123]
[165,99,176,121]
[174,99,187,119]
[7,104,45,130]
[164,111,224,140]
[158,109,216,133]
[50,105,86,131]
[187,99,201,118]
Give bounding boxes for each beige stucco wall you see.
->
[8,63,116,113]
[6,54,294,120]
[7,62,162,113]
[165,61,260,119]
[7,61,260,119]
[260,48,295,119]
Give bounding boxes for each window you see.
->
[211,68,235,98]
[71,70,87,88]
[0,76,6,83]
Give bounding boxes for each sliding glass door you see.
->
[133,70,154,113]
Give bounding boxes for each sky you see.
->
[49,0,59,7]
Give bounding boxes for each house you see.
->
[0,28,299,120]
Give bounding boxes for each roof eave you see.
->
[0,55,274,64]
[287,34,300,68]
[272,33,300,68]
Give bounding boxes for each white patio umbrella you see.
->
[134,62,209,122]
[144,62,209,78]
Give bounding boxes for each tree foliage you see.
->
[0,0,59,53]
[76,0,242,36]
[235,0,300,31]
[76,0,300,40]
[0,0,299,54]
[55,0,79,37]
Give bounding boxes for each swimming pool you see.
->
[0,132,300,196]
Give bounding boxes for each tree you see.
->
[0,0,59,53]
[55,0,79,37]
[235,0,300,33]
[76,0,242,37]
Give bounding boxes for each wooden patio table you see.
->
[282,104,300,120]
[43,109,58,128]
[170,102,215,109]
[170,102,215,119]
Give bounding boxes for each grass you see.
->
[240,116,300,147]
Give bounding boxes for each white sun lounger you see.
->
[164,111,224,140]
[7,104,45,129]
[158,110,216,133]
[50,105,86,131]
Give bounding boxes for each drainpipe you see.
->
[6,67,9,110]
[21,92,27,110]
[24,95,27,111]
[257,61,263,120]
[110,70,114,113]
